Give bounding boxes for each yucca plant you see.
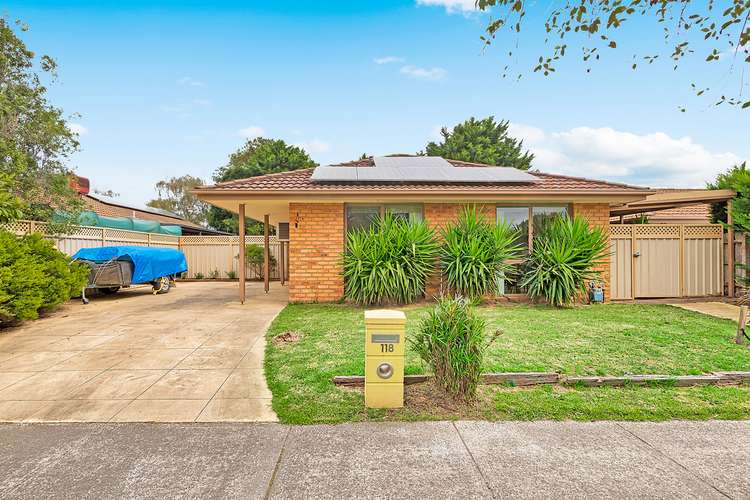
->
[342,213,438,305]
[440,206,521,298]
[521,216,609,307]
[411,296,495,400]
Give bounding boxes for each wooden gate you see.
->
[610,224,723,300]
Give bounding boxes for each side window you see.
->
[346,206,380,233]
[497,206,530,252]
[385,204,423,223]
[532,206,568,235]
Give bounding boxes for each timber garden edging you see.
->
[332,371,750,388]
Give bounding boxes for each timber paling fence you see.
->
[4,220,286,281]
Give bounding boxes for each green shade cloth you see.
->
[68,210,183,236]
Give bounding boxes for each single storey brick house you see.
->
[195,155,657,303]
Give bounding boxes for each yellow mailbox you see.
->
[364,309,406,408]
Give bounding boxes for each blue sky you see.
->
[9,0,750,206]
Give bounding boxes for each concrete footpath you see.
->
[1,421,748,499]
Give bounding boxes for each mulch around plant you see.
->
[345,381,502,420]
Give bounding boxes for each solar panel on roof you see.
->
[311,166,359,181]
[310,156,539,183]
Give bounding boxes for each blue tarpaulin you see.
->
[72,246,188,284]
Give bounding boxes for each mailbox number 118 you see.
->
[380,344,394,353]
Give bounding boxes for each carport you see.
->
[609,189,737,299]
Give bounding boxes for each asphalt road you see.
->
[1,421,748,499]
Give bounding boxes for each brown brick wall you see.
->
[285,201,611,303]
[288,203,345,302]
[572,203,611,302]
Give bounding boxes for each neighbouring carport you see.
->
[609,189,737,300]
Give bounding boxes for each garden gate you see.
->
[610,224,723,300]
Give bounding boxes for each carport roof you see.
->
[610,189,736,217]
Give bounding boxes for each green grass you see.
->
[264,303,750,424]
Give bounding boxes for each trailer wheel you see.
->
[99,286,120,295]
[152,276,171,294]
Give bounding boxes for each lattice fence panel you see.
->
[634,224,680,239]
[684,224,722,239]
[2,221,32,235]
[610,225,632,239]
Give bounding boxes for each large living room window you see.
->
[495,205,569,294]
[346,204,423,233]
[496,205,569,252]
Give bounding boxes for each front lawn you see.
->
[264,303,750,424]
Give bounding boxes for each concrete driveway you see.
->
[670,301,741,321]
[1,420,747,499]
[0,282,287,422]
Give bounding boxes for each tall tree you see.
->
[425,116,534,170]
[708,161,750,227]
[477,1,750,110]
[0,19,82,228]
[209,137,317,233]
[147,175,209,226]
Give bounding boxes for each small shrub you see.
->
[411,296,494,400]
[245,244,277,278]
[440,206,521,298]
[208,269,220,279]
[343,213,438,305]
[520,216,609,307]
[194,272,205,280]
[0,230,89,326]
[226,270,237,279]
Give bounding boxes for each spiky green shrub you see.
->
[520,216,609,307]
[440,206,521,298]
[0,230,89,326]
[411,296,494,400]
[343,213,438,305]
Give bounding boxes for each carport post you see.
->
[279,241,285,285]
[264,214,270,294]
[728,199,735,298]
[239,204,246,304]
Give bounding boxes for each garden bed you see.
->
[264,303,750,424]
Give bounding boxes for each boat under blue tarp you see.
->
[72,246,188,284]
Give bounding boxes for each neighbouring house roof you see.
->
[198,156,650,196]
[609,188,735,218]
[616,203,712,223]
[82,193,226,235]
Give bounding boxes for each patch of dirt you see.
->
[272,330,302,346]
[345,380,497,420]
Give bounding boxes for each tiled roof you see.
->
[202,166,648,194]
[619,202,712,222]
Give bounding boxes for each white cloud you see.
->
[373,56,404,65]
[508,123,743,188]
[416,0,477,13]
[400,65,447,80]
[238,126,265,139]
[177,76,204,87]
[296,139,331,154]
[67,123,88,136]
[192,98,212,107]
